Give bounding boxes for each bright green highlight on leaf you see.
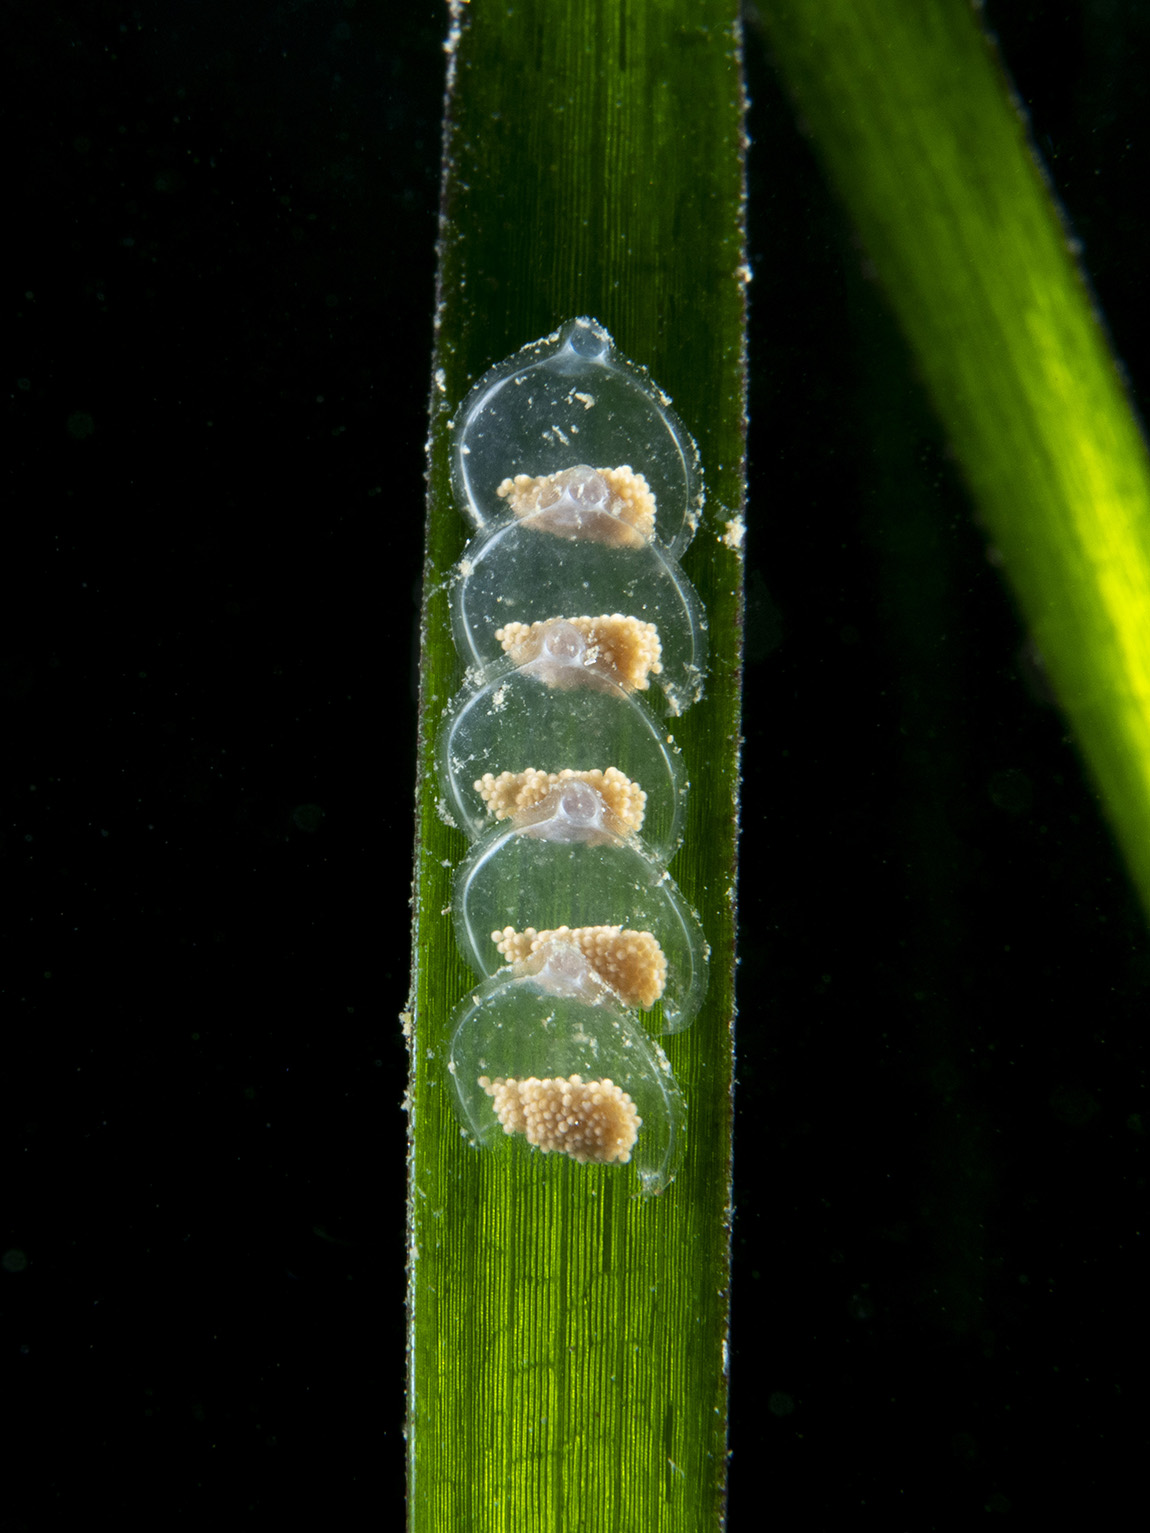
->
[407,1,745,1529]
[762,0,1150,924]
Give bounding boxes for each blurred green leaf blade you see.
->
[762,0,1150,924]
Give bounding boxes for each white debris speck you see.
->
[721,516,746,552]
[436,800,459,829]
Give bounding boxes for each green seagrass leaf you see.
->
[407,3,747,1528]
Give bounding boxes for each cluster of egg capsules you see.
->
[438,319,709,1195]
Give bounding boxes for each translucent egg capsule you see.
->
[437,655,688,859]
[452,780,709,1033]
[448,941,686,1195]
[451,523,707,715]
[452,317,704,558]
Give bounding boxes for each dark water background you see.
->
[4,0,1146,1521]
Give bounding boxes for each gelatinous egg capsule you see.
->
[451,788,709,1033]
[447,941,686,1195]
[451,527,707,715]
[436,654,688,859]
[451,317,704,558]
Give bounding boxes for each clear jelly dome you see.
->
[437,653,688,860]
[451,781,709,1034]
[448,943,686,1196]
[451,318,703,559]
[451,516,707,717]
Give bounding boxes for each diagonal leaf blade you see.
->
[761,0,1150,928]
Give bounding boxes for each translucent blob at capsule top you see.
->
[447,941,687,1196]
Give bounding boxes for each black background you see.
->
[3,0,1146,1522]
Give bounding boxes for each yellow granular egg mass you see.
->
[495,464,657,546]
[495,614,663,692]
[473,766,647,833]
[491,925,667,1010]
[478,1074,641,1164]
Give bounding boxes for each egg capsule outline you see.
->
[447,941,687,1196]
[451,317,704,559]
[450,787,709,1034]
[436,651,689,860]
[450,517,708,716]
